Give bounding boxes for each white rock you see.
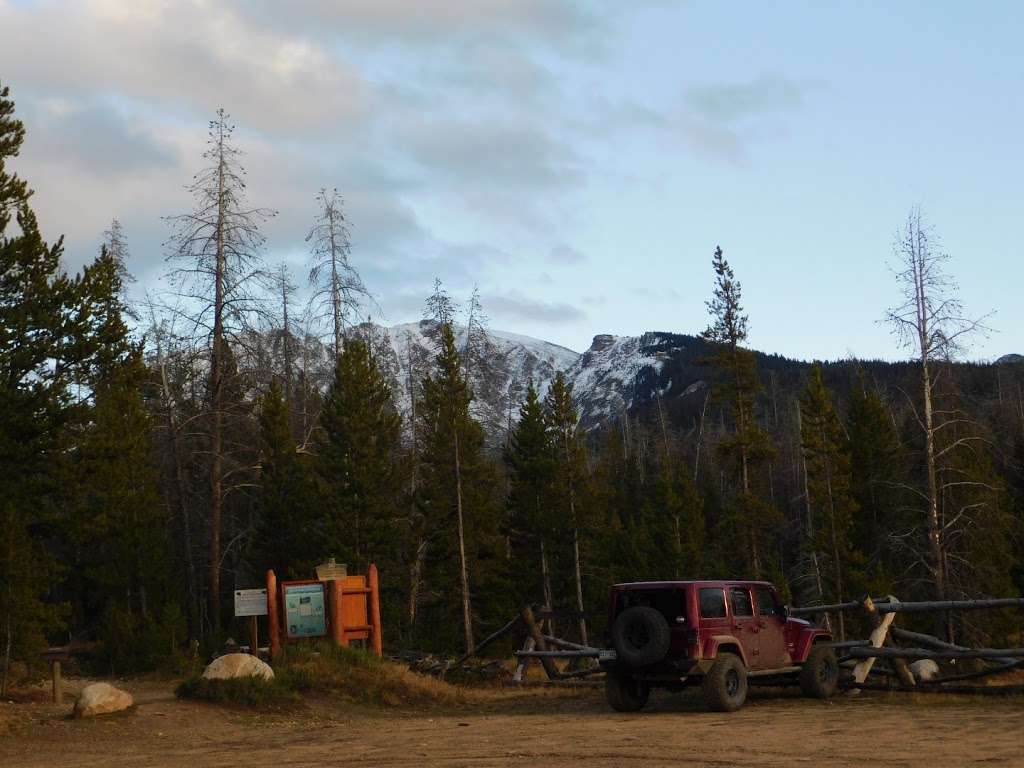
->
[910,659,941,682]
[73,682,134,718]
[202,653,274,681]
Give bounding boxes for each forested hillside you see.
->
[2,84,1021,691]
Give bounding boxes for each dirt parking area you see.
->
[2,679,1023,767]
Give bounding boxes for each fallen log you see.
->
[451,615,521,668]
[515,649,601,658]
[541,635,597,652]
[794,597,1024,616]
[846,646,1024,661]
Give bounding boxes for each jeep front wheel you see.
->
[702,653,748,712]
[605,673,650,712]
[799,644,839,699]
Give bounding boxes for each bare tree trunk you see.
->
[208,134,227,638]
[408,538,427,630]
[797,401,829,629]
[540,538,554,635]
[694,390,709,481]
[328,205,343,358]
[572,523,588,646]
[281,273,292,406]
[453,430,474,653]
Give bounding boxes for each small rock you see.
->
[73,683,134,718]
[202,653,274,681]
[910,659,941,682]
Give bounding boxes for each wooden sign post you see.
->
[234,587,268,656]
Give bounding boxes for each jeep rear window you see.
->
[698,588,726,618]
[729,587,754,617]
[616,588,685,623]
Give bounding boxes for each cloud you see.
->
[485,292,586,324]
[0,0,369,137]
[548,243,587,264]
[19,98,177,176]
[400,117,579,190]
[684,74,806,124]
[242,0,594,44]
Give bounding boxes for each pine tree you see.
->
[700,246,776,577]
[0,83,123,689]
[317,338,401,572]
[505,382,555,609]
[799,364,859,638]
[646,458,706,580]
[416,323,501,653]
[847,373,905,589]
[544,373,591,644]
[252,380,315,580]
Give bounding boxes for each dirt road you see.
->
[2,680,1022,767]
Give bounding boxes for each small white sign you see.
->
[234,588,268,617]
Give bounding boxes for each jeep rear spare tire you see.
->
[612,606,671,668]
[605,673,650,712]
[702,653,748,712]
[800,644,839,699]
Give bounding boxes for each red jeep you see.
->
[600,580,837,712]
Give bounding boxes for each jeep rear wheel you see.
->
[800,644,839,699]
[611,606,671,668]
[605,673,650,712]
[702,653,748,712]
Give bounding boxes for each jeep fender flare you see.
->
[794,630,832,663]
[704,635,748,667]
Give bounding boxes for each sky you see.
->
[2,1,1022,360]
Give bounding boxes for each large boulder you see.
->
[910,659,941,682]
[202,653,274,681]
[73,682,134,718]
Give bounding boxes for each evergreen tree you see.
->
[544,373,591,644]
[847,373,905,590]
[799,364,859,638]
[505,382,555,609]
[252,380,315,579]
[317,338,401,572]
[416,323,502,652]
[0,83,124,689]
[646,458,706,580]
[700,246,777,577]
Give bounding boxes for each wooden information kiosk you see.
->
[266,563,382,658]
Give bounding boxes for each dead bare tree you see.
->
[164,109,275,635]
[885,208,991,619]
[306,188,370,358]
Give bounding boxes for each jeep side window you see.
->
[729,587,754,617]
[698,588,726,618]
[755,587,778,617]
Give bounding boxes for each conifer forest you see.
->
[3,80,1024,691]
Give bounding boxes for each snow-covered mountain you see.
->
[354,320,581,439]
[353,322,705,433]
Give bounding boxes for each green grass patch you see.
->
[175,674,300,709]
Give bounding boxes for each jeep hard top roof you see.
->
[612,580,776,589]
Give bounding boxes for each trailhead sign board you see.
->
[283,583,327,638]
[234,588,268,617]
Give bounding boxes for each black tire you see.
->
[611,606,671,668]
[605,673,650,712]
[800,644,839,699]
[702,653,748,712]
